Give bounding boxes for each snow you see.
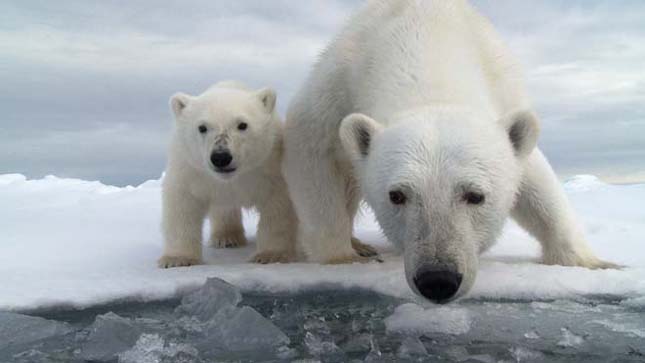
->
[0,173,644,312]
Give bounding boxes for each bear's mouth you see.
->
[215,167,237,174]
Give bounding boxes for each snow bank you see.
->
[0,173,644,312]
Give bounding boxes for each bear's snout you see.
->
[413,268,463,303]
[210,151,234,170]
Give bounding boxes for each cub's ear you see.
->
[256,88,277,113]
[339,113,384,161]
[170,93,192,118]
[500,109,541,158]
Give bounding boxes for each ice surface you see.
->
[384,303,471,335]
[0,312,72,351]
[118,334,200,363]
[80,312,142,361]
[0,173,644,312]
[1,173,645,360]
[2,288,645,362]
[591,319,645,338]
[175,277,242,320]
[202,305,289,352]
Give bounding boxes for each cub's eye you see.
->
[389,190,407,205]
[464,192,485,205]
[237,122,248,131]
[198,125,208,134]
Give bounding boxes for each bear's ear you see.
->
[340,113,384,161]
[500,110,540,158]
[170,93,192,118]
[256,88,277,113]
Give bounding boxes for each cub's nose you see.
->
[210,151,233,168]
[413,269,463,303]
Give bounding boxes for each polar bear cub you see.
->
[158,81,297,268]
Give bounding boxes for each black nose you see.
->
[211,151,233,168]
[413,270,463,303]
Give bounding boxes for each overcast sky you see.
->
[1,0,644,186]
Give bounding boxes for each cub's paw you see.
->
[250,250,295,264]
[158,255,202,269]
[210,230,248,249]
[351,237,379,257]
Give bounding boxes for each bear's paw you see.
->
[158,255,202,269]
[250,250,295,264]
[210,230,248,249]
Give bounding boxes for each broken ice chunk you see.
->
[80,312,142,362]
[118,334,199,363]
[384,303,471,336]
[203,306,289,352]
[304,331,341,357]
[397,337,428,359]
[176,278,242,321]
[523,329,540,340]
[509,346,544,361]
[557,327,585,348]
[0,312,72,351]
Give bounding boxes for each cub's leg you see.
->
[209,208,247,249]
[251,181,297,264]
[511,149,618,269]
[158,185,207,268]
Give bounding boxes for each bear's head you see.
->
[170,84,279,181]
[340,107,540,303]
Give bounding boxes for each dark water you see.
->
[2,289,644,363]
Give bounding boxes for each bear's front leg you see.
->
[511,149,619,269]
[209,208,248,249]
[251,185,297,264]
[283,144,370,264]
[158,185,207,268]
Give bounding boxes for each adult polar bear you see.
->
[284,0,615,303]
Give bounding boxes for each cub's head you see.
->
[340,108,539,303]
[170,83,279,181]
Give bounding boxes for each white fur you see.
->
[284,0,615,300]
[159,82,297,268]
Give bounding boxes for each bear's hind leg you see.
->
[511,149,618,269]
[209,208,248,249]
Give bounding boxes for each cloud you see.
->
[1,0,643,185]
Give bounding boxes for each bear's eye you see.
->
[198,125,208,134]
[464,192,485,205]
[237,122,248,131]
[389,190,407,205]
